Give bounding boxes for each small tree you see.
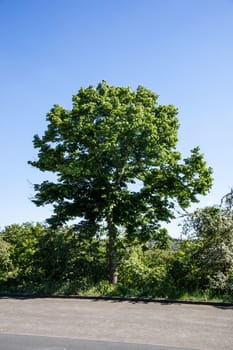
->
[1,223,46,286]
[0,236,13,283]
[29,81,212,283]
[183,205,233,293]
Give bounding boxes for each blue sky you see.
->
[1,0,233,236]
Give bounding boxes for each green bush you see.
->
[118,245,169,297]
[0,237,14,283]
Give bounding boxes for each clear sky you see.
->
[1,0,233,236]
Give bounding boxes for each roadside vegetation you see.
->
[0,198,232,302]
[1,82,232,302]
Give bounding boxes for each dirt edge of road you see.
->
[0,292,232,307]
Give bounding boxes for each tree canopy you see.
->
[29,81,213,282]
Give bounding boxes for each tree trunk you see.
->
[107,219,118,285]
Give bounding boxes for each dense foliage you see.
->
[2,83,230,300]
[28,81,212,283]
[182,206,233,294]
[0,213,232,301]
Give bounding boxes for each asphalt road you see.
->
[0,297,232,350]
[0,333,197,350]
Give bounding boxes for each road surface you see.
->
[0,333,198,350]
[0,297,232,349]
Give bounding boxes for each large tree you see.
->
[29,81,212,283]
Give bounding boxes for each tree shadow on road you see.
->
[1,293,233,309]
